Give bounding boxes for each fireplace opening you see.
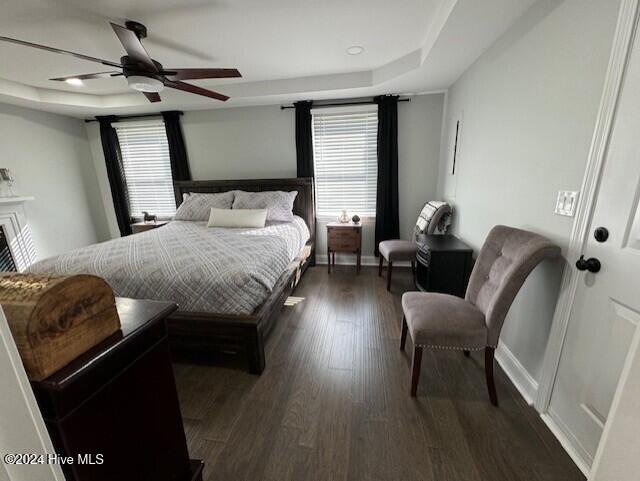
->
[0,225,17,271]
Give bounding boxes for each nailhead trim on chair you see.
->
[414,344,497,351]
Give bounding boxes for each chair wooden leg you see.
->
[463,350,470,358]
[485,347,498,406]
[378,255,384,276]
[410,346,423,396]
[387,261,393,291]
[400,315,408,351]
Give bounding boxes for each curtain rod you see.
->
[84,111,183,123]
[280,97,411,110]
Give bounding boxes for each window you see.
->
[312,105,378,218]
[114,120,176,220]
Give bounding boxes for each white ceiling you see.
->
[0,0,537,117]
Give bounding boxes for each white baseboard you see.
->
[541,410,591,477]
[495,343,539,406]
[316,254,411,267]
[317,254,377,266]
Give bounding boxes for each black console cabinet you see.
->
[31,298,203,481]
[415,235,473,298]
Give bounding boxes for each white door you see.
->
[548,14,640,469]
[590,328,640,481]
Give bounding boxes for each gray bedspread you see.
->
[28,217,310,315]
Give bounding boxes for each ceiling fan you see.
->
[0,20,241,102]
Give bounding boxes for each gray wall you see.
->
[0,103,106,260]
[437,0,621,387]
[183,105,297,180]
[179,97,444,260]
[190,94,444,263]
[187,95,444,261]
[87,94,445,259]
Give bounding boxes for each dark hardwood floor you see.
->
[173,266,584,481]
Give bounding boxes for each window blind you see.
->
[312,106,378,217]
[114,120,176,220]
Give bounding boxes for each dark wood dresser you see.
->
[415,235,473,298]
[31,298,203,481]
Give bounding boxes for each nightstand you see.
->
[131,220,169,234]
[327,222,362,274]
[415,235,473,298]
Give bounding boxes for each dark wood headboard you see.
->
[173,177,316,243]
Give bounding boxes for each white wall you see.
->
[0,103,107,261]
[86,95,445,259]
[437,0,621,392]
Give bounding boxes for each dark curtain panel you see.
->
[161,111,192,181]
[374,95,400,256]
[294,101,314,178]
[97,115,132,237]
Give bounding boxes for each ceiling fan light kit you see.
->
[127,75,164,93]
[0,21,242,103]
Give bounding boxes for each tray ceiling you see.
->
[0,0,537,117]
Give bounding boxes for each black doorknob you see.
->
[594,227,609,243]
[576,255,601,273]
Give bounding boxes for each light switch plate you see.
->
[555,190,579,217]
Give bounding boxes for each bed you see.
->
[30,177,316,374]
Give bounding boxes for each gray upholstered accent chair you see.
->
[400,225,561,404]
[379,202,451,291]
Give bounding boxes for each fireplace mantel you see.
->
[0,196,35,205]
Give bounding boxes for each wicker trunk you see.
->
[0,273,121,381]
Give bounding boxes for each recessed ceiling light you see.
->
[64,78,83,86]
[346,46,364,55]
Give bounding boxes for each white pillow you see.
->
[207,207,267,228]
[232,190,297,222]
[174,192,235,221]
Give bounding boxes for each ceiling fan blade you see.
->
[50,71,122,81]
[162,68,241,81]
[110,23,158,72]
[165,80,229,101]
[0,36,121,68]
[143,92,161,103]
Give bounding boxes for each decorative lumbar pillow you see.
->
[174,191,235,221]
[232,190,298,222]
[207,207,267,228]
